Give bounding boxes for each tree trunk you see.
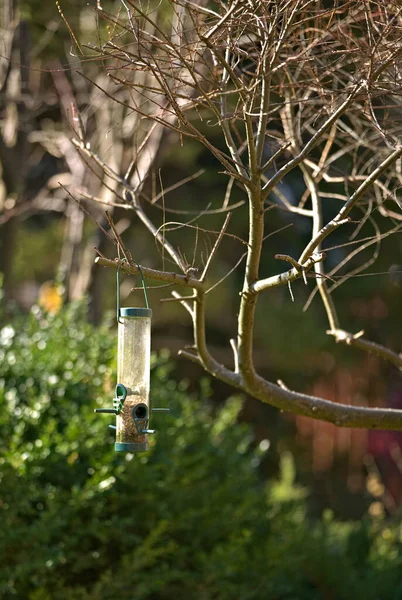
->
[0,1,31,300]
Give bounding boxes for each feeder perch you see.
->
[95,262,168,452]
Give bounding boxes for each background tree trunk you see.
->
[0,1,31,300]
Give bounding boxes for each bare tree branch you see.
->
[95,256,204,290]
[327,329,402,370]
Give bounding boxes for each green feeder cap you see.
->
[119,308,152,318]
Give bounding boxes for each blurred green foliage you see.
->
[1,305,402,599]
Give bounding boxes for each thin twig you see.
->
[171,290,194,317]
[200,213,232,281]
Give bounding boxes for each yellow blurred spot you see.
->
[38,282,63,314]
[368,501,385,518]
[67,452,79,465]
[366,473,385,498]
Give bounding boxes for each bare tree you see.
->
[76,0,402,429]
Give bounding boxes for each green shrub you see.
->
[1,304,402,599]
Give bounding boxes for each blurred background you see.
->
[2,1,402,598]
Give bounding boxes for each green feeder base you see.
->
[115,441,149,453]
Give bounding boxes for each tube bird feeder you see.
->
[115,306,152,451]
[95,261,168,451]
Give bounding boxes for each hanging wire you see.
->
[136,262,150,309]
[117,258,149,323]
[117,261,122,323]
